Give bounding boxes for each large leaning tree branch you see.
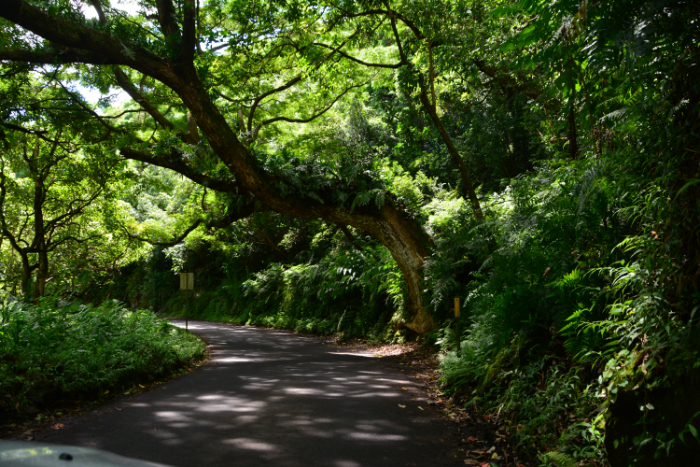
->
[0,0,436,333]
[0,49,125,65]
[1,0,178,86]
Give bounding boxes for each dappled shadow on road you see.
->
[35,321,453,467]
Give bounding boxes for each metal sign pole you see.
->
[180,272,194,331]
[454,297,461,351]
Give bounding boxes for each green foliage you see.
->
[2,0,700,465]
[167,241,404,340]
[542,451,579,467]
[0,298,205,414]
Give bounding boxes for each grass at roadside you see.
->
[0,298,206,429]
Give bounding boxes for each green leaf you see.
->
[688,424,699,444]
[674,179,700,200]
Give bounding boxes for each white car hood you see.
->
[0,441,173,467]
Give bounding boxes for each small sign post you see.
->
[180,272,194,330]
[454,297,461,350]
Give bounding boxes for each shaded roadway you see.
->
[32,320,459,467]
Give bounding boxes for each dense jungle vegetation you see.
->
[1,0,699,465]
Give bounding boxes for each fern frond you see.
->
[543,451,578,467]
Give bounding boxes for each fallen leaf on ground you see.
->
[51,424,65,429]
[463,460,480,465]
[418,406,424,410]
[115,408,123,411]
[398,404,406,408]
[466,436,478,442]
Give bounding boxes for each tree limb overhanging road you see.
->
[29,321,457,467]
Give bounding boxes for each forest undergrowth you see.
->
[0,298,206,430]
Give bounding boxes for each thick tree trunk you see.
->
[330,205,434,333]
[33,251,48,298]
[366,206,433,333]
[30,139,48,299]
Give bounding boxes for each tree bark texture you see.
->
[34,251,49,299]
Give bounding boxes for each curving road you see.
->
[32,320,458,467]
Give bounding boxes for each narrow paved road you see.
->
[33,321,458,467]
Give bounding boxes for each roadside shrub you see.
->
[0,298,205,415]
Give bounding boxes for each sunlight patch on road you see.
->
[223,438,278,452]
[334,461,362,467]
[214,356,271,363]
[154,411,188,421]
[375,378,411,385]
[282,387,325,396]
[328,352,379,358]
[348,391,401,398]
[346,432,407,441]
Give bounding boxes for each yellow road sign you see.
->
[180,272,194,290]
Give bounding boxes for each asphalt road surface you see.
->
[31,320,459,467]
